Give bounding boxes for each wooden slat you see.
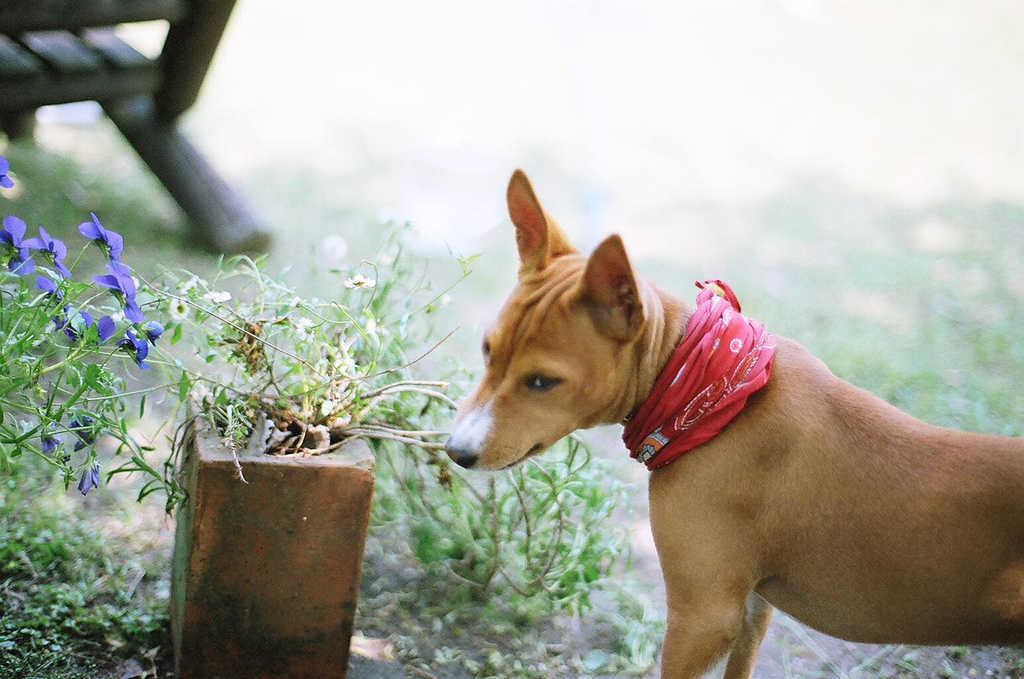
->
[0,0,186,34]
[0,67,160,113]
[0,34,43,80]
[81,29,152,70]
[22,31,104,74]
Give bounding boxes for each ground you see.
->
[3,1,1024,677]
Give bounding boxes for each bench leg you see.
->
[1,111,37,140]
[155,0,240,121]
[104,96,271,254]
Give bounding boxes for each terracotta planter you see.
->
[171,419,375,679]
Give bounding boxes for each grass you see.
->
[0,462,170,679]
[749,187,1024,436]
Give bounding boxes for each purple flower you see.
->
[144,320,164,343]
[78,213,123,261]
[41,434,61,455]
[96,315,116,342]
[0,215,35,275]
[35,275,63,300]
[91,260,144,323]
[52,306,115,343]
[23,227,72,278]
[54,305,94,341]
[51,307,70,334]
[117,328,150,369]
[0,156,12,189]
[77,462,100,496]
[69,415,95,452]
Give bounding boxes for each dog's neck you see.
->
[616,280,691,424]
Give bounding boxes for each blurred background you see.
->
[4,0,1024,676]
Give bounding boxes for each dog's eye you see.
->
[525,375,562,392]
[482,340,491,358]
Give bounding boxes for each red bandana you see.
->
[622,280,777,470]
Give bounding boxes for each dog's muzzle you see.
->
[444,438,479,469]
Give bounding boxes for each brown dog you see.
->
[445,170,1024,678]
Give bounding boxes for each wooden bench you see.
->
[0,0,270,253]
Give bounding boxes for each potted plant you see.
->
[156,234,458,678]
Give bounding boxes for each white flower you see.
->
[203,290,231,304]
[294,317,314,341]
[180,275,202,293]
[170,297,188,321]
[344,275,376,290]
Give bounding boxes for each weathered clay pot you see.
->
[171,418,375,679]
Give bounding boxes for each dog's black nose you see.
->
[445,438,479,469]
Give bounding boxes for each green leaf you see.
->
[178,371,191,403]
[170,322,183,345]
[83,363,102,389]
[138,395,146,419]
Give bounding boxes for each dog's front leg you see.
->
[650,466,769,678]
[661,592,755,679]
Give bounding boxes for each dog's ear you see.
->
[580,234,644,341]
[507,169,575,273]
